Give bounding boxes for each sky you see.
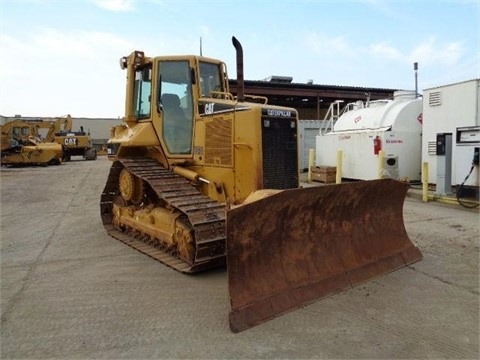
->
[0,0,479,118]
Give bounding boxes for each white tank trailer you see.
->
[316,91,423,181]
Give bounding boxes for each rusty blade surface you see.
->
[226,179,422,333]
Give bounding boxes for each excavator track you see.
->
[100,157,226,273]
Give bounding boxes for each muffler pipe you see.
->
[232,36,245,102]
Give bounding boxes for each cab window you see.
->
[199,62,223,98]
[133,66,152,119]
[158,60,193,154]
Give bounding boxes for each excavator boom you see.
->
[227,179,422,332]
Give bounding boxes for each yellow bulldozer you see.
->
[0,120,63,167]
[100,37,422,332]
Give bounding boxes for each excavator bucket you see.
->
[226,179,422,332]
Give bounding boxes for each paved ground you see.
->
[1,157,479,359]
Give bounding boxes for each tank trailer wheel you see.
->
[119,169,144,204]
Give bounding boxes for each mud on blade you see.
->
[226,179,422,333]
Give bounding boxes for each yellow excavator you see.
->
[100,37,422,332]
[36,115,97,161]
[0,120,63,166]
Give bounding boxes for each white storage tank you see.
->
[316,91,423,181]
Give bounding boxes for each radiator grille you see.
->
[204,117,232,166]
[261,117,298,189]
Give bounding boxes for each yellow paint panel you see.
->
[112,122,160,147]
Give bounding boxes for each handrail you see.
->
[320,100,344,135]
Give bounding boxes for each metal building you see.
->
[422,79,480,188]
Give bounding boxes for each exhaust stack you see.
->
[232,36,245,102]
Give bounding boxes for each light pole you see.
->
[414,62,419,98]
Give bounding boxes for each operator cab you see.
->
[125,52,227,156]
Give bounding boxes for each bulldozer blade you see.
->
[226,179,422,333]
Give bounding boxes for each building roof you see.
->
[228,79,399,110]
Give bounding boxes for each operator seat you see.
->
[160,93,191,153]
[161,93,187,122]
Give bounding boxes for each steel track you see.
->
[100,157,226,273]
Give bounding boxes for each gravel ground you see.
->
[1,157,478,359]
